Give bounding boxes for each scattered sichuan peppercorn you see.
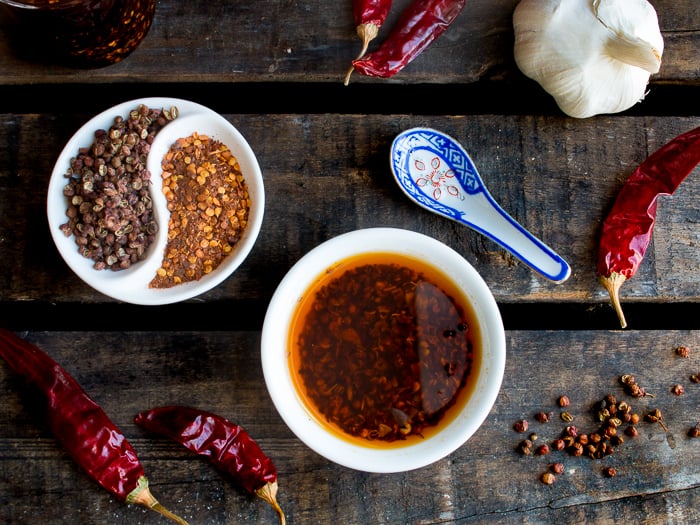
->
[558,395,570,407]
[517,439,533,455]
[551,438,565,451]
[620,374,654,398]
[603,425,617,439]
[513,386,652,484]
[598,126,700,328]
[535,444,550,456]
[551,462,565,474]
[540,472,556,485]
[0,329,188,524]
[570,442,584,457]
[620,374,635,385]
[675,345,690,358]
[564,425,578,437]
[603,466,617,478]
[535,411,551,423]
[645,408,668,432]
[514,419,529,433]
[691,373,700,384]
[617,401,630,420]
[671,384,685,396]
[625,426,639,438]
[135,406,285,524]
[688,424,700,438]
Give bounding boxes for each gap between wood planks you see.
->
[1,301,699,331]
[0,83,696,117]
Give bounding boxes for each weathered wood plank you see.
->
[2,330,700,524]
[0,0,698,523]
[0,1,697,86]
[1,113,698,313]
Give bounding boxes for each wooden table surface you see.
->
[1,1,699,524]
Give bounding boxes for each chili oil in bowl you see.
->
[261,227,506,473]
[47,97,264,305]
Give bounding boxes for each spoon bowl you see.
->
[390,127,571,283]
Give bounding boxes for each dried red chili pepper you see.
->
[135,405,285,525]
[350,0,466,79]
[344,0,393,85]
[598,126,700,328]
[0,328,188,524]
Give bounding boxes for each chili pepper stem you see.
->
[255,481,286,525]
[127,476,190,525]
[599,272,628,329]
[344,23,380,85]
[356,23,379,61]
[343,65,356,86]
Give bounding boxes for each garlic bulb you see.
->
[513,0,664,118]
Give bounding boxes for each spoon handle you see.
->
[464,191,571,283]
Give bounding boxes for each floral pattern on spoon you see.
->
[390,127,571,283]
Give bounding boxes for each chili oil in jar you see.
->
[0,0,155,68]
[288,252,482,449]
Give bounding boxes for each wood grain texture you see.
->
[0,0,699,523]
[2,330,700,524]
[1,113,699,312]
[0,0,696,86]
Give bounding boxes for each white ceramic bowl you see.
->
[261,228,506,473]
[47,97,264,305]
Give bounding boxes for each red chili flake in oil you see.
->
[288,252,481,446]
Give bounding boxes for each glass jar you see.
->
[0,0,156,68]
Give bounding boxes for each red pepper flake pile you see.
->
[150,132,250,288]
[598,126,700,328]
[290,255,478,444]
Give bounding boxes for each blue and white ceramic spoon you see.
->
[390,127,571,283]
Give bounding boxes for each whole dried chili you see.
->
[135,405,285,525]
[0,328,188,524]
[344,0,393,85]
[598,126,700,328]
[350,0,466,79]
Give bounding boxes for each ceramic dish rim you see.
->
[261,227,506,473]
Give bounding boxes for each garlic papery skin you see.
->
[513,0,664,118]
